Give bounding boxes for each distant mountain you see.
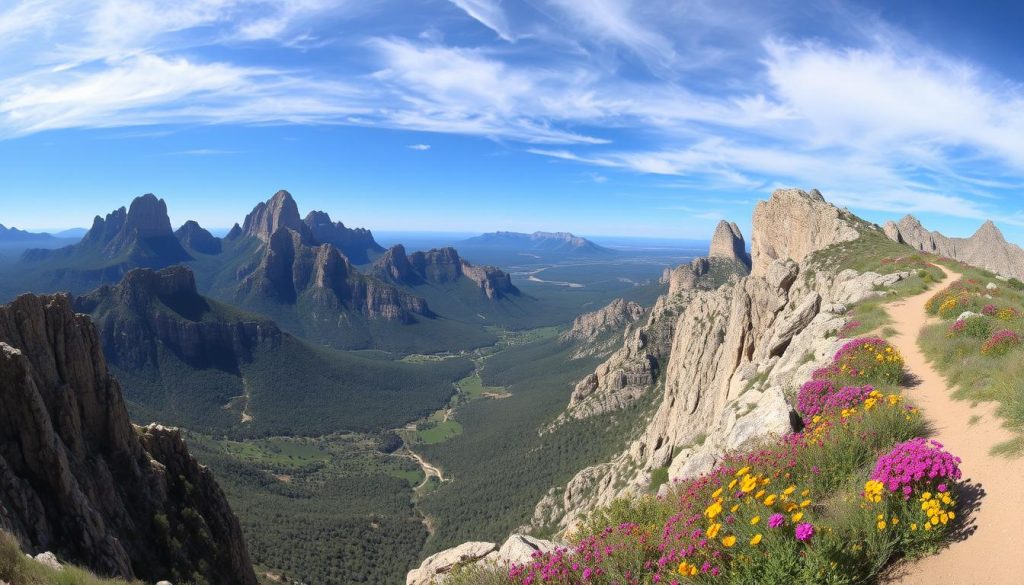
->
[459,231,613,255]
[76,265,473,437]
[371,244,519,300]
[195,190,499,352]
[54,227,89,238]
[19,194,192,291]
[884,215,1024,279]
[0,224,78,250]
[304,210,385,264]
[175,220,222,254]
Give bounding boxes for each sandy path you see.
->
[885,266,1024,585]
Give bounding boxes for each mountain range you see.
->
[884,215,1024,280]
[458,231,612,255]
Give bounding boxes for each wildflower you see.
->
[877,520,887,531]
[768,513,785,528]
[750,516,760,525]
[707,523,722,538]
[764,494,778,506]
[791,512,804,523]
[795,523,815,542]
[750,534,763,546]
[721,535,737,548]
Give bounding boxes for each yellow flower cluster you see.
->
[677,561,698,576]
[876,514,899,531]
[919,491,955,530]
[863,480,884,503]
[701,467,813,552]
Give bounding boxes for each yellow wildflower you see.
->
[721,535,737,548]
[750,534,763,546]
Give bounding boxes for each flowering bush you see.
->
[996,307,1018,321]
[946,316,992,339]
[837,320,862,338]
[981,329,1021,356]
[830,337,904,386]
[982,303,998,316]
[868,438,962,498]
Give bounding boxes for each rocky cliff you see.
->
[525,188,905,534]
[175,220,222,255]
[884,215,1024,279]
[559,298,645,354]
[0,293,256,584]
[372,245,520,300]
[75,266,283,371]
[241,190,311,243]
[303,210,384,264]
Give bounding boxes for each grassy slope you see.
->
[0,531,137,585]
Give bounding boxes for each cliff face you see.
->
[372,245,520,300]
[526,188,911,534]
[750,188,859,277]
[0,293,256,584]
[885,215,1024,279]
[241,190,310,243]
[709,220,750,267]
[75,266,283,371]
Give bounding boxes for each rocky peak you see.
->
[409,247,464,283]
[110,266,199,308]
[175,220,221,254]
[225,223,243,240]
[709,220,750,266]
[0,293,257,584]
[885,215,1024,278]
[374,244,420,284]
[750,188,859,276]
[125,194,174,238]
[241,190,308,242]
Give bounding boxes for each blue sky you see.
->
[2,0,1024,241]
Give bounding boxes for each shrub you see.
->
[981,329,1021,356]
[867,438,962,499]
[947,316,992,339]
[830,337,904,386]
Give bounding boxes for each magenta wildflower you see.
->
[768,513,786,529]
[794,523,815,542]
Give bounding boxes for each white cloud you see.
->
[448,0,515,42]
[408,143,431,150]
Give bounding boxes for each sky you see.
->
[2,0,1024,241]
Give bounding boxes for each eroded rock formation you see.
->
[885,215,1024,279]
[0,293,256,584]
[372,245,519,300]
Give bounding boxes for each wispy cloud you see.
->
[448,0,516,42]
[408,143,431,150]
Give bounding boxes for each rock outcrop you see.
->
[174,220,221,255]
[559,298,645,357]
[557,254,750,425]
[709,220,750,267]
[303,210,384,264]
[884,215,1024,279]
[750,188,859,277]
[372,245,519,300]
[407,535,558,585]
[0,293,256,584]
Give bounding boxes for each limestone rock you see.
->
[0,294,257,585]
[750,188,859,277]
[495,534,558,565]
[406,542,497,585]
[33,551,61,571]
[560,298,644,356]
[709,220,750,267]
[885,215,1024,279]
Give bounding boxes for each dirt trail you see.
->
[886,266,1024,585]
[406,448,446,489]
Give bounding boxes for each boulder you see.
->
[495,534,558,565]
[407,542,497,585]
[33,552,62,571]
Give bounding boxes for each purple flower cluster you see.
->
[833,336,888,362]
[767,513,786,529]
[870,438,962,499]
[981,329,1021,356]
[797,380,874,421]
[794,523,815,542]
[982,304,998,316]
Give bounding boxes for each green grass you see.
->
[415,420,464,444]
[0,531,138,585]
[455,373,508,400]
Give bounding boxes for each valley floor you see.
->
[886,266,1024,584]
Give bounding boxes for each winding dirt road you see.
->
[885,266,1024,584]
